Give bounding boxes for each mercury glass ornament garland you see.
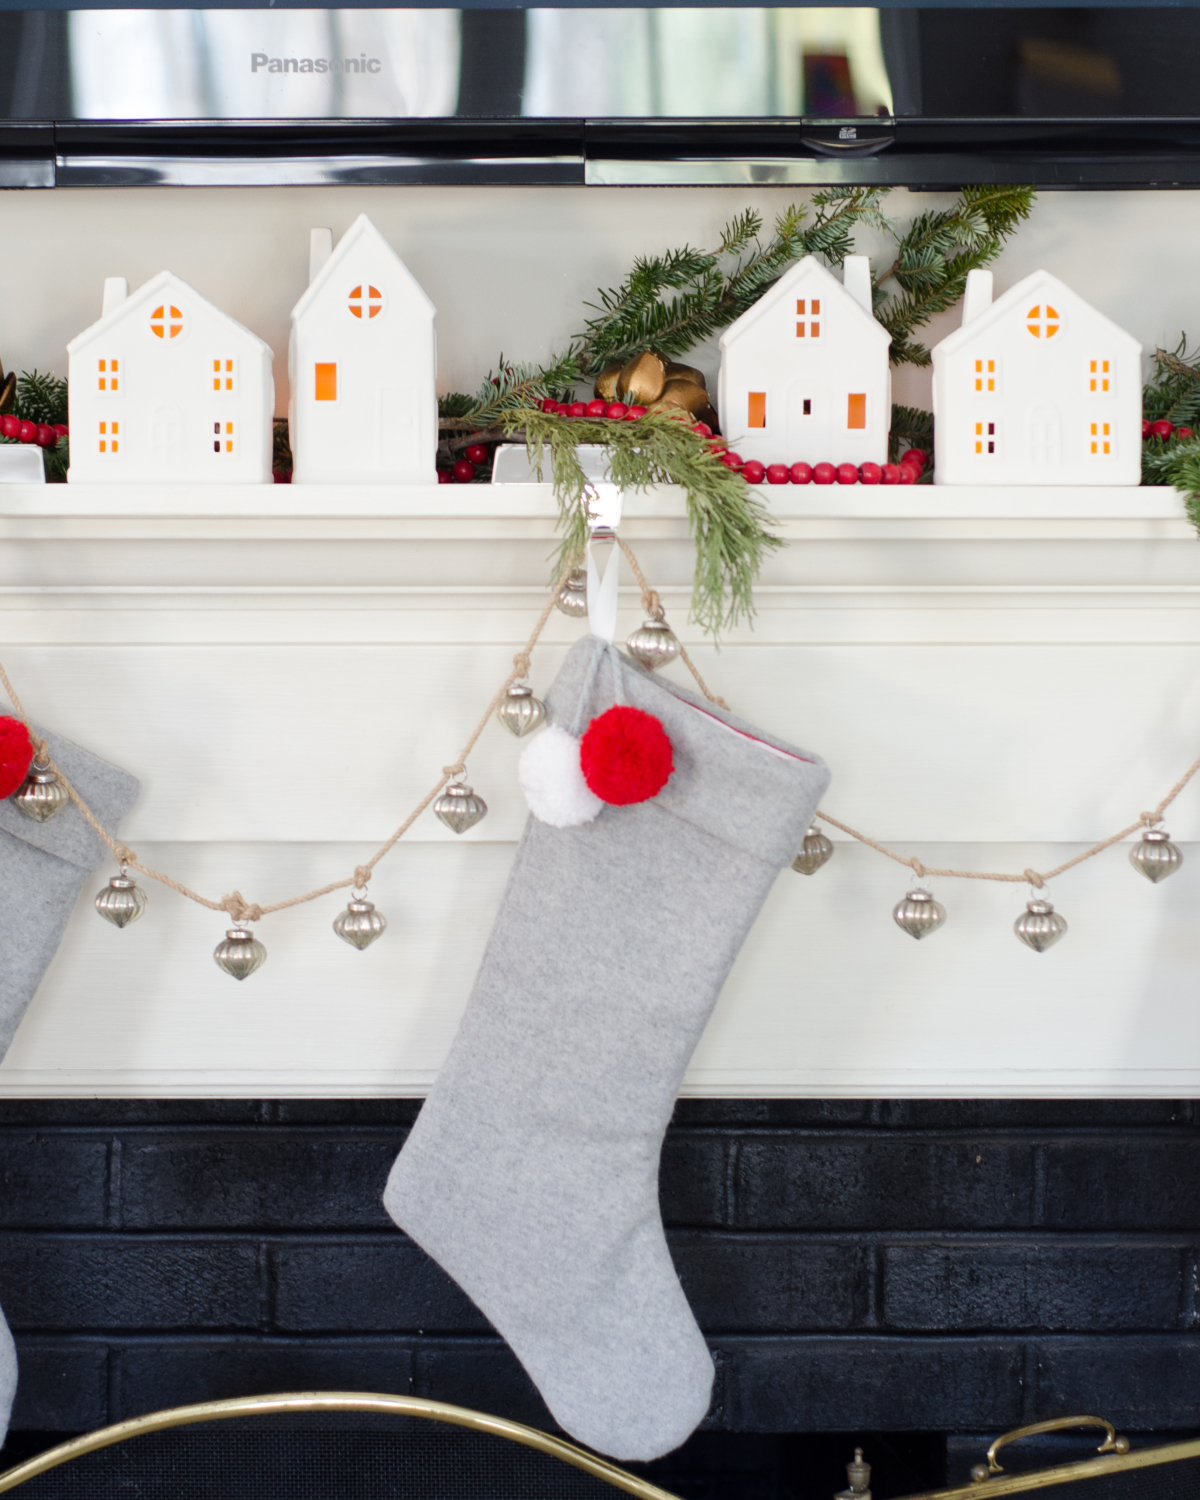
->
[1,532,1199,976]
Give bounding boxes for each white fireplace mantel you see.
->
[2,480,1199,1098]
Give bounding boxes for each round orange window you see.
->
[151,305,184,339]
[1026,304,1060,338]
[348,286,383,319]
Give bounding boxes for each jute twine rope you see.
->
[1,538,1197,921]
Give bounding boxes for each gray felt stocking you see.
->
[384,636,829,1462]
[0,725,139,1444]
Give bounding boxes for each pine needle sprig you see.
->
[874,186,1035,368]
[1144,338,1200,429]
[0,370,70,480]
[500,408,781,635]
[889,404,935,464]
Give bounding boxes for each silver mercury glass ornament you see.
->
[835,1449,872,1500]
[433,780,488,834]
[333,896,388,951]
[1129,826,1183,883]
[94,871,147,929]
[792,825,834,875]
[1014,897,1067,952]
[554,568,588,618]
[626,618,681,672]
[11,758,69,823]
[213,927,267,980]
[496,683,547,739]
[893,886,946,940]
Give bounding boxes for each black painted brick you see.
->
[1032,1335,1200,1427]
[10,1339,109,1431]
[118,1137,402,1230]
[0,1236,263,1331]
[0,1138,109,1228]
[882,1242,1183,1332]
[735,1139,1035,1231]
[274,1102,423,1127]
[412,1339,558,1430]
[272,1241,489,1334]
[672,1234,869,1333]
[715,1335,1026,1431]
[661,1133,729,1227]
[1044,1142,1200,1230]
[110,1338,414,1421]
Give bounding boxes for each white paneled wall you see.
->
[2,481,1199,1096]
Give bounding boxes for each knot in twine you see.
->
[442,763,465,780]
[1023,869,1046,890]
[31,737,49,766]
[512,652,532,681]
[114,844,136,870]
[222,891,263,925]
[642,588,666,623]
[909,857,927,880]
[353,865,373,891]
[1141,809,1162,828]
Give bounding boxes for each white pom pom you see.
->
[518,725,604,828]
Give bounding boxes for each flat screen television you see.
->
[2,7,1199,187]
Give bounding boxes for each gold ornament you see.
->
[12,759,69,823]
[593,362,624,402]
[94,872,147,928]
[893,887,946,940]
[1129,826,1183,883]
[496,683,547,738]
[433,781,488,834]
[792,825,834,875]
[648,377,713,422]
[554,568,588,618]
[1014,897,1067,951]
[213,927,267,980]
[333,897,387,950]
[615,351,668,407]
[626,619,681,672]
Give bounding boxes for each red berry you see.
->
[464,443,489,465]
[567,402,588,418]
[789,462,813,484]
[1142,419,1152,439]
[859,463,882,485]
[605,403,629,420]
[881,464,901,484]
[624,406,647,420]
[16,420,36,444]
[812,462,836,485]
[1151,419,1174,440]
[897,464,918,485]
[836,462,858,485]
[34,425,55,448]
[901,448,928,471]
[691,421,713,438]
[724,450,743,467]
[766,463,790,484]
[719,451,743,470]
[437,469,453,484]
[741,460,766,484]
[452,459,476,483]
[52,424,68,438]
[541,397,558,412]
[706,436,728,453]
[0,415,18,439]
[585,399,609,418]
[1180,427,1195,439]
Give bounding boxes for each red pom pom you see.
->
[0,716,34,800]
[580,706,674,806]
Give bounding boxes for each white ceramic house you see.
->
[67,271,274,484]
[717,254,891,468]
[932,268,1142,486]
[289,214,437,485]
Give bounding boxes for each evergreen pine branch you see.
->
[13,370,68,426]
[499,408,781,635]
[1145,340,1200,427]
[889,405,934,464]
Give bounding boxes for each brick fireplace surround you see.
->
[0,1098,1195,1496]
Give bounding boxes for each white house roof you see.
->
[67,269,272,357]
[935,268,1142,358]
[718,254,890,350]
[290,213,436,324]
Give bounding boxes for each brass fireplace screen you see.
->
[0,1398,1195,1500]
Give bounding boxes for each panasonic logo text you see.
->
[251,53,382,75]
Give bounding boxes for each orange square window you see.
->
[811,299,820,315]
[796,300,805,315]
[847,393,866,429]
[315,363,337,401]
[748,392,766,428]
[796,322,805,338]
